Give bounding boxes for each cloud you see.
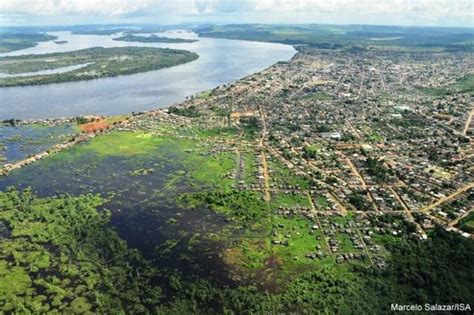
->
[0,0,151,16]
[193,0,255,14]
[0,0,472,26]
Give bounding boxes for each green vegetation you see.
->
[240,116,261,138]
[114,34,197,43]
[196,24,474,51]
[1,119,473,313]
[363,156,392,183]
[180,190,267,225]
[271,193,310,209]
[2,22,473,313]
[0,47,199,87]
[2,188,470,313]
[270,216,329,264]
[80,131,163,157]
[269,158,311,190]
[74,116,89,124]
[0,33,56,53]
[196,91,212,100]
[348,192,370,210]
[0,189,163,313]
[168,105,202,117]
[457,212,474,233]
[362,228,474,310]
[303,91,333,101]
[420,74,474,97]
[302,144,319,159]
[316,195,329,209]
[455,74,474,95]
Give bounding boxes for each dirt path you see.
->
[0,133,95,176]
[462,108,474,135]
[347,122,362,140]
[257,105,271,202]
[234,149,243,189]
[260,152,271,202]
[79,118,109,133]
[351,222,373,265]
[421,182,474,212]
[343,154,380,211]
[328,192,348,214]
[388,186,426,237]
[307,192,332,255]
[448,209,473,227]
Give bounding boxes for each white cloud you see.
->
[0,0,151,16]
[0,0,472,26]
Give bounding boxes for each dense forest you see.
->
[362,228,474,311]
[1,189,472,313]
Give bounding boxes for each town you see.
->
[161,45,473,246]
[2,47,472,272]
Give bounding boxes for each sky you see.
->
[0,0,473,27]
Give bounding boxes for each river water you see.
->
[0,30,295,120]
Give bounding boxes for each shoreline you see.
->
[0,31,296,120]
[0,46,302,175]
[0,46,299,121]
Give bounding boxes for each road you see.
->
[258,105,271,202]
[260,152,271,202]
[307,192,332,255]
[462,108,474,136]
[448,209,473,228]
[351,222,373,265]
[342,154,380,211]
[387,186,426,237]
[421,183,474,212]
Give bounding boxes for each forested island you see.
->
[0,47,198,86]
[113,34,197,43]
[0,33,56,53]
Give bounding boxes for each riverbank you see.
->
[0,47,198,87]
[0,31,295,120]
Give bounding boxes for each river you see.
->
[0,30,295,120]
